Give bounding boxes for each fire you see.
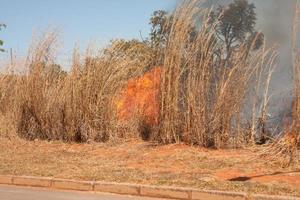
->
[116,67,162,126]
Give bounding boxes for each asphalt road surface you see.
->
[0,185,171,200]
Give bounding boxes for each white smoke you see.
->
[201,0,300,128]
[251,0,299,120]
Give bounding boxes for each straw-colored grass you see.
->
[0,138,299,197]
[156,0,276,148]
[0,0,277,149]
[257,0,300,166]
[292,0,300,148]
[0,32,148,143]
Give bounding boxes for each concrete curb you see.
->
[13,176,52,187]
[192,190,246,200]
[251,194,300,200]
[0,175,13,185]
[94,181,140,195]
[52,178,93,191]
[0,175,299,200]
[140,185,190,199]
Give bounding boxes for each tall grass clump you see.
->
[267,0,300,165]
[0,32,149,142]
[291,0,300,145]
[156,0,277,148]
[253,1,300,166]
[0,0,277,148]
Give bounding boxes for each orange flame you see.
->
[116,67,162,126]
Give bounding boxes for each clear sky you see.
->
[0,0,177,65]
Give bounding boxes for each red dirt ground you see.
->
[112,66,300,193]
[1,138,299,197]
[215,169,300,188]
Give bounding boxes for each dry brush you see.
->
[0,0,277,149]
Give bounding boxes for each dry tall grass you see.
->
[156,0,276,148]
[0,0,277,148]
[258,1,300,166]
[0,32,148,142]
[292,0,300,146]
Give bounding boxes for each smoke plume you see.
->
[199,0,299,130]
[251,0,298,120]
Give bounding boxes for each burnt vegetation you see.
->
[0,0,299,164]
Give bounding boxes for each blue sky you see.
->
[0,0,177,64]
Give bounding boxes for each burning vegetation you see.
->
[116,67,161,126]
[0,0,299,165]
[115,67,161,140]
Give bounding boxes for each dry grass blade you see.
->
[0,0,278,149]
[156,0,277,148]
[258,0,300,167]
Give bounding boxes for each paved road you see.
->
[0,185,171,200]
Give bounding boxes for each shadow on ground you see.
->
[228,170,300,182]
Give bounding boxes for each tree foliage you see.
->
[149,10,173,65]
[209,0,263,61]
[0,24,6,52]
[99,0,264,70]
[104,39,155,68]
[149,10,170,49]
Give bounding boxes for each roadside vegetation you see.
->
[0,0,299,197]
[0,0,299,162]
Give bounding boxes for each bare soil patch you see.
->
[0,138,299,196]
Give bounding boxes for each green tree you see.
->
[0,24,6,52]
[209,0,263,62]
[104,39,155,68]
[149,10,170,49]
[47,63,67,77]
[149,10,173,65]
